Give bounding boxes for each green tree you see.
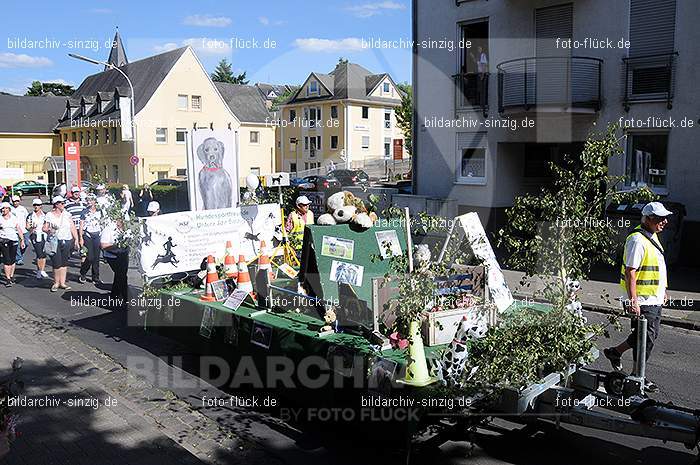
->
[210,59,248,84]
[497,124,657,311]
[25,81,75,96]
[338,57,349,65]
[395,82,412,157]
[232,71,249,85]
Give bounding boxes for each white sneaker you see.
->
[40,270,49,279]
[35,270,41,279]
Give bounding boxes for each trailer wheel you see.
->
[604,371,626,396]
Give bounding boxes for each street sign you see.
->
[129,155,140,166]
[63,142,81,187]
[264,172,290,187]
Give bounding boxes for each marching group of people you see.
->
[0,182,162,310]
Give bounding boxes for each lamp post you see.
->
[68,53,139,186]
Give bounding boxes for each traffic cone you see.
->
[224,241,238,279]
[200,255,218,302]
[236,254,253,294]
[257,241,275,281]
[399,320,436,387]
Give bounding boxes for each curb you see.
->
[512,293,700,332]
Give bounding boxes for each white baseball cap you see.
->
[147,201,160,212]
[71,186,81,192]
[642,202,673,217]
[32,198,43,206]
[0,202,10,209]
[11,195,20,202]
[296,195,312,205]
[52,195,66,204]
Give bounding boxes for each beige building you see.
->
[277,62,405,174]
[0,95,65,186]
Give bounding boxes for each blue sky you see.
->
[0,0,412,95]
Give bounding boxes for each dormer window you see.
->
[308,80,319,95]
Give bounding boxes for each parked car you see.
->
[298,175,341,192]
[6,180,48,197]
[150,177,189,213]
[150,176,188,189]
[327,169,370,187]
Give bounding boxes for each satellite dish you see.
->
[245,173,260,190]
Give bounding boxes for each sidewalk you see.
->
[0,293,271,465]
[503,270,700,331]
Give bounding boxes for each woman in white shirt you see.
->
[42,196,79,292]
[0,201,25,286]
[27,198,48,279]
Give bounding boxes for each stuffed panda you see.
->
[316,191,377,229]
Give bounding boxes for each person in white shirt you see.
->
[95,184,112,209]
[10,195,29,265]
[79,194,104,285]
[42,196,79,292]
[27,198,48,279]
[0,201,25,286]
[120,185,133,218]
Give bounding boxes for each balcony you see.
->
[497,56,603,114]
[623,52,678,111]
[454,72,489,116]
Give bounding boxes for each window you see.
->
[71,132,77,142]
[331,135,338,150]
[383,82,390,93]
[460,148,486,179]
[251,167,260,176]
[384,109,391,129]
[308,107,320,128]
[290,162,297,173]
[112,164,119,183]
[331,105,338,119]
[310,137,317,157]
[176,128,187,144]
[104,128,109,144]
[111,127,117,144]
[250,131,260,144]
[304,136,309,150]
[156,128,168,144]
[362,106,369,119]
[86,131,91,146]
[177,94,188,110]
[308,80,318,95]
[94,129,99,145]
[289,109,296,122]
[176,168,187,176]
[384,137,392,159]
[362,136,370,150]
[62,133,68,143]
[191,95,201,111]
[625,133,669,189]
[79,132,84,146]
[157,171,168,180]
[316,135,321,150]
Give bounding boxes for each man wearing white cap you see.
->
[285,195,314,251]
[604,201,673,392]
[95,184,111,209]
[10,195,29,265]
[147,201,160,216]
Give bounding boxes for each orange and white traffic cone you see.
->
[224,241,238,279]
[257,241,275,281]
[236,254,253,294]
[200,255,218,301]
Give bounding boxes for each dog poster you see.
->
[329,260,364,287]
[188,129,239,211]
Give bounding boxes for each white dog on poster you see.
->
[197,137,233,209]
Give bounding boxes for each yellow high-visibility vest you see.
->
[620,225,664,297]
[289,210,313,249]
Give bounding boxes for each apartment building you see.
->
[278,61,405,174]
[414,0,699,260]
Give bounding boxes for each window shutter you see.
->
[630,0,676,57]
[535,4,573,57]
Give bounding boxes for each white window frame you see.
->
[177,94,188,110]
[384,109,392,129]
[308,80,319,95]
[156,128,168,144]
[250,131,260,144]
[191,95,202,111]
[383,82,390,93]
[384,137,392,159]
[362,135,370,150]
[175,128,187,145]
[456,136,488,185]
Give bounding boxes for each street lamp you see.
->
[68,53,139,186]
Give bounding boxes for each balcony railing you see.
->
[454,72,489,116]
[623,52,678,111]
[497,56,603,113]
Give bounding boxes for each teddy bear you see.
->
[316,191,377,229]
[319,307,337,333]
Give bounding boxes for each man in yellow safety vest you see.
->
[285,195,314,251]
[604,202,673,392]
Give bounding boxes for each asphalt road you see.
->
[1,251,699,465]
